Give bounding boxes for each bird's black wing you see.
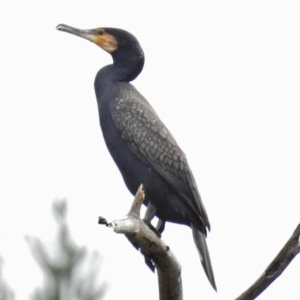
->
[111,85,210,230]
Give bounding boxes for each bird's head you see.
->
[57,24,121,53]
[56,24,144,81]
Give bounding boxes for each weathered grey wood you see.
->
[235,223,300,300]
[99,185,183,300]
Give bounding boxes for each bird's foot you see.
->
[156,219,165,234]
[143,219,162,238]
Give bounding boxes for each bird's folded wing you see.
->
[111,87,210,230]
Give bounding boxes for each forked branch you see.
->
[98,184,183,300]
[98,185,300,300]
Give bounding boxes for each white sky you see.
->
[0,1,300,299]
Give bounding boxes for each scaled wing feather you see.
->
[111,86,209,229]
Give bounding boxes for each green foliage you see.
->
[27,201,106,300]
[0,257,14,300]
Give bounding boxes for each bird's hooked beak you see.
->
[56,24,118,53]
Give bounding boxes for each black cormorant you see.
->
[56,24,216,290]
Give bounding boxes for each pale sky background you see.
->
[0,1,300,299]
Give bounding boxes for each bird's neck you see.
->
[94,54,144,104]
[95,62,143,83]
[111,45,144,82]
[94,62,140,105]
[95,43,145,82]
[113,55,145,82]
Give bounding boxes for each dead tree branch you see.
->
[236,223,300,300]
[98,184,183,300]
[99,184,300,300]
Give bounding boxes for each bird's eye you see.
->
[97,29,105,35]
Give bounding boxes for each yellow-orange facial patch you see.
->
[94,33,118,53]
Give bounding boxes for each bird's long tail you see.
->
[192,224,217,291]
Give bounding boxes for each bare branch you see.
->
[236,223,300,300]
[98,184,183,300]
